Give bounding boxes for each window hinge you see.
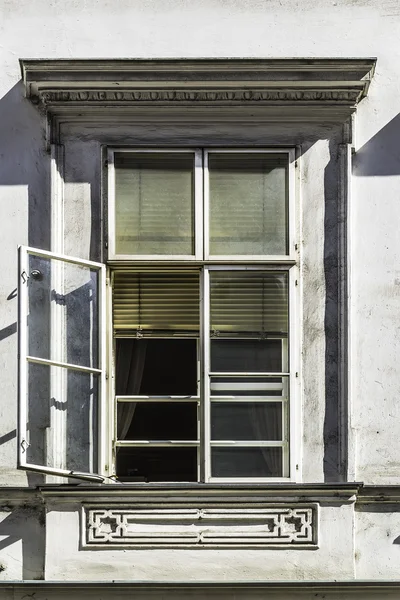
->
[295,279,298,286]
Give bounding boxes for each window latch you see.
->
[20,438,30,453]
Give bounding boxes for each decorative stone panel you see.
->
[82,505,318,548]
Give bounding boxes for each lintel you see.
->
[20,57,376,125]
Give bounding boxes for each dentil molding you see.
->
[20,58,376,125]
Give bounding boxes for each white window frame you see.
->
[107,148,203,261]
[107,148,299,483]
[18,246,107,482]
[203,148,296,263]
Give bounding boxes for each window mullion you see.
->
[194,149,203,260]
[201,266,210,482]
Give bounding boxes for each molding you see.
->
[82,504,317,548]
[40,89,361,104]
[39,483,361,504]
[20,58,376,133]
[2,580,400,593]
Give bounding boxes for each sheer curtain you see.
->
[250,402,282,476]
[116,339,147,441]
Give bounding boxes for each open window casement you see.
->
[18,246,106,482]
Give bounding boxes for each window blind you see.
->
[114,152,195,256]
[113,271,200,335]
[208,153,288,256]
[210,271,288,335]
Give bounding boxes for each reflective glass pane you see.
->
[211,339,284,372]
[115,339,198,396]
[208,153,288,255]
[116,447,197,482]
[211,402,282,441]
[210,271,288,335]
[27,254,99,368]
[117,402,198,441]
[211,447,282,478]
[25,362,99,473]
[115,152,195,255]
[210,375,287,397]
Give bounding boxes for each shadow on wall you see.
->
[0,504,45,579]
[0,81,50,246]
[353,112,400,176]
[0,82,50,485]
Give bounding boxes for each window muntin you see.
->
[109,148,292,262]
[206,270,289,480]
[109,148,295,482]
[18,247,106,482]
[113,268,290,482]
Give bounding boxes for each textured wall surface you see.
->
[1,0,400,585]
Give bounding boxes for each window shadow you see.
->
[0,81,50,484]
[0,505,45,579]
[353,113,400,177]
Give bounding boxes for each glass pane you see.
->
[117,402,198,441]
[211,447,282,478]
[115,339,198,396]
[113,271,200,334]
[210,376,287,397]
[211,339,284,372]
[27,254,99,368]
[208,153,288,255]
[211,402,282,441]
[25,362,99,473]
[115,152,195,255]
[116,447,197,482]
[210,271,288,335]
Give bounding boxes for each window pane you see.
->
[115,339,198,396]
[25,362,99,473]
[210,271,288,335]
[116,447,197,482]
[211,339,283,372]
[211,447,282,478]
[115,152,195,255]
[211,402,282,441]
[27,254,99,368]
[117,402,198,441]
[208,153,288,255]
[113,271,200,334]
[210,376,287,397]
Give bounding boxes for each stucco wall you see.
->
[1,0,400,586]
[1,0,400,486]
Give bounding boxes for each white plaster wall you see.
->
[45,503,354,581]
[355,506,400,578]
[1,0,400,482]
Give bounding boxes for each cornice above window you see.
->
[20,58,376,125]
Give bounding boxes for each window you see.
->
[109,148,296,482]
[18,148,296,483]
